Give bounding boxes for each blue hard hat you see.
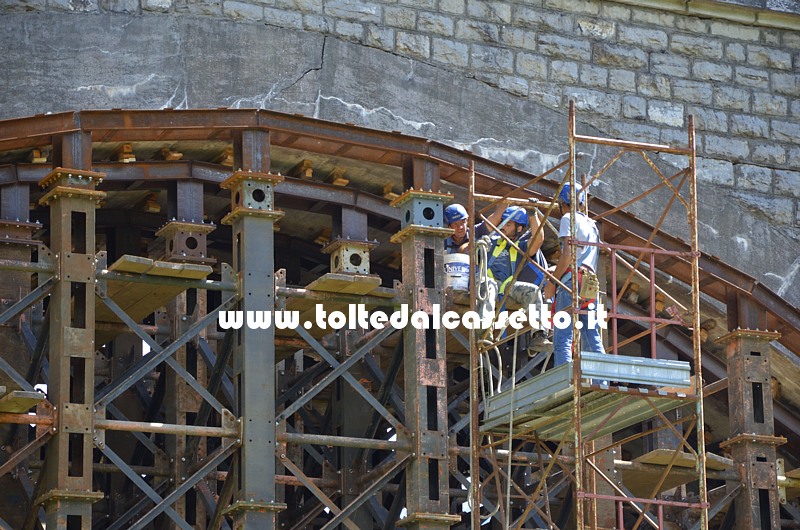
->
[500,206,529,228]
[558,183,585,206]
[444,204,468,225]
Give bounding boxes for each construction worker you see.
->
[543,183,604,367]
[444,204,470,254]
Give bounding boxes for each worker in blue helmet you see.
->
[444,204,469,254]
[543,183,604,368]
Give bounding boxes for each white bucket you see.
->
[444,253,470,291]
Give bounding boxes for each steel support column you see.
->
[220,128,286,528]
[391,162,459,529]
[718,329,784,530]
[39,158,106,527]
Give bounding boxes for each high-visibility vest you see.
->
[486,239,518,294]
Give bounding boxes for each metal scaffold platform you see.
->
[0,106,797,529]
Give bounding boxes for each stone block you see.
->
[734,193,795,226]
[631,7,674,26]
[674,16,707,33]
[1,0,48,11]
[696,157,734,186]
[608,122,660,144]
[276,0,321,11]
[735,164,772,192]
[325,0,380,22]
[771,73,799,97]
[792,100,800,117]
[498,75,529,97]
[593,43,647,69]
[50,0,99,11]
[224,1,263,21]
[538,34,591,61]
[385,6,416,29]
[544,0,599,13]
[470,44,513,73]
[772,119,800,143]
[417,12,454,36]
[366,25,395,50]
[730,114,769,138]
[500,28,536,50]
[763,28,781,46]
[335,20,365,42]
[752,92,788,116]
[687,106,728,132]
[439,0,464,14]
[142,0,172,12]
[617,25,668,50]
[704,134,750,160]
[264,7,303,28]
[710,21,760,41]
[714,86,751,112]
[609,69,635,91]
[565,87,621,118]
[622,95,647,120]
[580,64,608,88]
[603,4,630,20]
[432,38,468,66]
[513,7,573,31]
[576,18,615,40]
[396,31,430,60]
[725,42,746,63]
[784,31,800,48]
[692,61,732,82]
[467,0,511,23]
[398,0,435,9]
[528,80,562,107]
[648,101,684,127]
[751,143,786,165]
[671,34,722,59]
[515,52,547,80]
[303,14,332,31]
[775,170,800,198]
[672,79,713,105]
[651,53,689,78]
[637,74,671,99]
[748,45,793,70]
[101,0,138,12]
[455,19,499,43]
[549,60,578,83]
[735,67,769,88]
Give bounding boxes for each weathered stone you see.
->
[538,34,591,61]
[748,45,793,70]
[771,73,800,97]
[772,119,800,143]
[439,0,464,14]
[792,100,800,117]
[303,14,332,32]
[500,28,536,50]
[565,87,620,118]
[264,7,303,28]
[549,60,578,83]
[714,86,750,112]
[603,3,630,20]
[224,1,262,21]
[385,6,416,30]
[398,0,435,10]
[593,43,647,69]
[704,134,750,160]
[622,95,646,120]
[775,170,800,198]
[789,147,800,167]
[784,30,800,48]
[751,143,786,165]
[762,28,781,45]
[674,15,707,33]
[432,38,468,66]
[325,0,380,22]
[417,12,454,36]
[50,0,99,11]
[467,0,510,23]
[730,114,769,138]
[275,0,319,12]
[725,42,746,63]
[396,31,429,59]
[672,79,713,105]
[752,92,788,116]
[648,101,683,127]
[1,0,48,11]
[455,19,499,43]
[514,6,572,31]
[516,52,547,79]
[735,67,769,88]
[142,0,172,12]
[692,61,732,82]
[734,193,795,225]
[696,157,734,186]
[735,164,773,193]
[366,25,395,51]
[335,19,364,41]
[687,106,728,132]
[608,122,660,143]
[710,20,760,41]
[580,64,608,88]
[101,0,138,12]
[544,0,599,14]
[637,74,671,99]
[651,53,689,78]
[670,34,722,59]
[498,75,528,97]
[660,127,694,149]
[617,24,668,50]
[576,18,615,40]
[527,80,562,107]
[608,69,635,91]
[631,7,674,27]
[470,44,513,73]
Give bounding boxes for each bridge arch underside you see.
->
[0,109,798,529]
